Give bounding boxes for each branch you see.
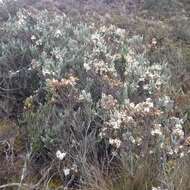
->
[0,183,33,189]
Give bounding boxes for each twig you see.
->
[0,183,33,189]
[18,152,31,190]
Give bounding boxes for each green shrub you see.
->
[0,5,189,190]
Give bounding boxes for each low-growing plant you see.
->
[0,4,189,190]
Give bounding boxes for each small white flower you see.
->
[174,147,179,154]
[139,77,145,82]
[109,138,121,148]
[152,64,162,71]
[172,128,184,139]
[63,168,70,176]
[56,150,67,160]
[31,35,36,41]
[129,102,135,108]
[115,140,122,148]
[116,28,125,37]
[179,145,183,149]
[180,152,185,158]
[83,62,91,71]
[168,148,174,155]
[143,84,149,90]
[42,68,51,76]
[36,39,42,46]
[175,124,183,128]
[99,132,106,138]
[146,98,154,108]
[136,137,142,146]
[151,128,162,136]
[144,107,150,113]
[149,150,154,154]
[55,29,62,38]
[160,142,164,149]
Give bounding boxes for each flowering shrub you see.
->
[0,6,190,190]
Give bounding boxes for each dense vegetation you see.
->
[0,0,190,189]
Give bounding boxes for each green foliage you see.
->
[0,1,190,190]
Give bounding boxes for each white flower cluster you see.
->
[17,11,27,27]
[101,93,117,110]
[83,24,125,78]
[134,98,154,113]
[56,150,67,160]
[151,124,162,136]
[109,138,122,148]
